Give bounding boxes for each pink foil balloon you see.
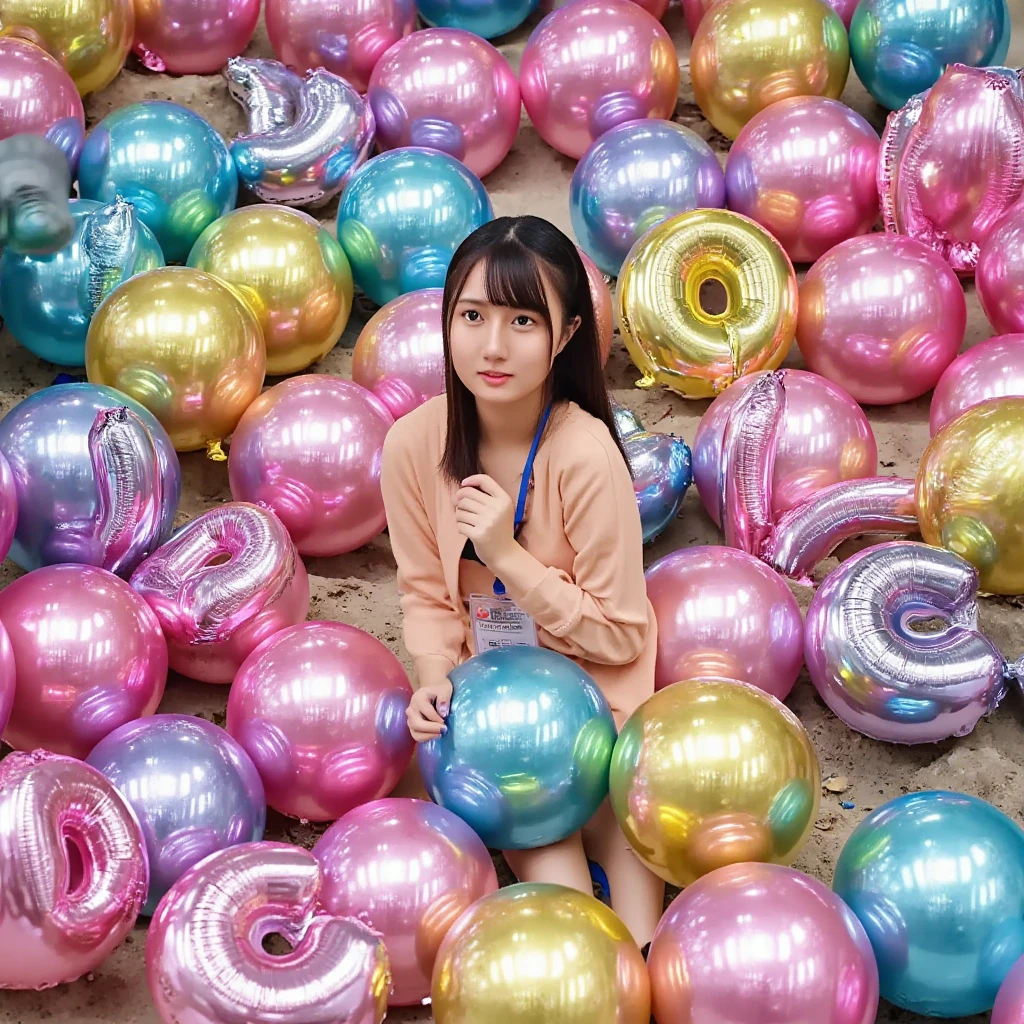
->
[0,751,148,990]
[977,201,1024,335]
[930,334,1024,436]
[130,503,311,685]
[0,621,12,736]
[228,376,395,558]
[681,0,718,36]
[994,956,1024,1024]
[227,621,414,822]
[0,564,167,759]
[725,96,880,264]
[313,798,499,1006]
[796,233,967,405]
[645,545,804,698]
[0,450,15,564]
[519,0,681,160]
[265,0,417,94]
[693,368,877,520]
[826,0,858,27]
[579,246,614,365]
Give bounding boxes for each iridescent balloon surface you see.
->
[224,56,302,137]
[416,0,536,38]
[623,430,692,544]
[978,201,1024,335]
[0,452,13,566]
[132,0,259,74]
[0,622,12,737]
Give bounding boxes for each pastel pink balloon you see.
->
[0,450,15,565]
[228,376,395,558]
[313,798,499,1006]
[519,0,681,160]
[227,621,414,822]
[930,334,1024,436]
[994,955,1024,1024]
[133,0,261,75]
[681,0,719,36]
[825,0,858,27]
[977,201,1024,336]
[543,0,668,15]
[693,368,877,520]
[796,234,967,405]
[578,246,614,365]
[0,621,14,743]
[0,564,168,759]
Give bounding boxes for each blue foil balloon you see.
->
[0,198,165,366]
[86,715,266,916]
[337,147,493,307]
[624,430,692,544]
[570,119,726,277]
[416,0,538,39]
[418,646,617,850]
[850,0,1011,110]
[834,790,1024,1017]
[78,101,238,263]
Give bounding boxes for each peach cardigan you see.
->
[380,395,657,723]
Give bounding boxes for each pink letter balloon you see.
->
[227,621,414,821]
[0,564,167,758]
[0,751,148,990]
[648,863,879,1024]
[147,842,390,1024]
[930,334,1024,436]
[977,201,1024,335]
[0,450,14,564]
[994,956,1024,1024]
[0,621,12,736]
[228,376,394,558]
[797,234,967,404]
[314,798,499,1006]
[132,0,260,75]
[519,0,680,160]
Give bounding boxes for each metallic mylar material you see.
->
[416,0,536,39]
[224,56,303,136]
[978,196,1024,335]
[132,0,259,75]
[0,620,13,736]
[623,429,692,544]
[611,398,645,440]
[0,452,12,567]
[994,956,1024,1024]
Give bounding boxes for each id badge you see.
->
[469,593,539,653]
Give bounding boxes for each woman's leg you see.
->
[503,832,593,893]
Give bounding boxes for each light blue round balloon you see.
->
[336,147,493,307]
[834,790,1024,1017]
[416,0,538,39]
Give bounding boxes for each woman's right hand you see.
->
[407,680,454,742]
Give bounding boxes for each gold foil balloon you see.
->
[917,397,1024,595]
[609,678,820,888]
[691,0,850,140]
[188,206,353,376]
[86,267,265,453]
[617,209,798,399]
[431,883,651,1024]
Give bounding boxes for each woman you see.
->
[380,215,664,947]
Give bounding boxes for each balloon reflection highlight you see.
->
[978,201,1024,335]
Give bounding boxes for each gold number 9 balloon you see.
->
[617,209,798,399]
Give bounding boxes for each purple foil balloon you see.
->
[725,96,880,264]
[226,621,414,822]
[130,503,310,685]
[0,451,14,564]
[994,956,1024,1024]
[930,334,1024,436]
[978,201,1024,334]
[313,798,499,1006]
[0,751,148,990]
[146,842,390,1024]
[0,621,12,736]
[805,541,1008,744]
[879,64,1024,274]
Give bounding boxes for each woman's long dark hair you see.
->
[440,215,630,482]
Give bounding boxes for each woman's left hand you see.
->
[454,474,516,567]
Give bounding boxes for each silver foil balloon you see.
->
[611,399,645,440]
[225,57,303,136]
[624,430,693,544]
[805,541,1010,744]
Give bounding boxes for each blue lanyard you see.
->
[493,401,552,597]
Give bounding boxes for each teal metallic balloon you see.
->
[834,790,1024,1017]
[416,0,538,40]
[336,147,492,307]
[417,646,617,850]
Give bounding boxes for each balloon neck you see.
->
[635,374,656,390]
[206,440,227,462]
[1004,656,1024,686]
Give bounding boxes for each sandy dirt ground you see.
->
[2,6,1024,1022]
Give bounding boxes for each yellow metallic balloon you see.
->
[617,209,798,399]
[187,206,354,377]
[609,678,820,888]
[86,267,265,453]
[691,0,850,139]
[431,883,650,1024]
[0,0,133,94]
[917,397,1024,595]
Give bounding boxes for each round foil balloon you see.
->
[0,564,168,758]
[227,621,414,821]
[432,884,650,1023]
[617,210,798,399]
[994,957,1024,1024]
[418,646,618,850]
[0,382,180,574]
[0,621,13,737]
[416,0,536,38]
[681,0,715,35]
[313,798,499,1006]
[519,0,680,161]
[570,119,725,278]
[649,864,879,1024]
[228,376,394,557]
[609,678,820,888]
[85,267,266,453]
[368,29,520,178]
[265,0,416,94]
[188,206,354,376]
[725,97,880,264]
[352,288,445,420]
[578,246,614,364]
[645,546,803,698]
[834,790,1024,1016]
[86,715,266,916]
[132,0,260,74]
[78,101,238,263]
[691,0,850,140]
[978,201,1024,335]
[917,397,1024,595]
[0,752,148,990]
[623,430,692,544]
[796,234,967,404]
[931,334,1024,436]
[147,843,391,1024]
[0,452,13,565]
[130,503,310,685]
